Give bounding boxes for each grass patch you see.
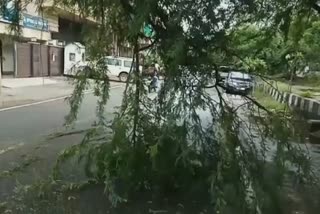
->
[300,88,320,93]
[298,91,315,98]
[271,73,320,88]
[253,88,287,112]
[270,80,320,99]
[294,75,320,87]
[272,81,293,93]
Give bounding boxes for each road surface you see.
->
[0,85,125,151]
[0,84,125,199]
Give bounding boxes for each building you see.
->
[0,0,65,77]
[0,1,143,78]
[0,0,103,78]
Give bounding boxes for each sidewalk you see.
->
[1,77,62,88]
[0,77,123,109]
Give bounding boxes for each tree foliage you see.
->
[226,5,320,74]
[300,20,320,70]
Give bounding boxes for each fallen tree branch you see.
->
[48,129,90,139]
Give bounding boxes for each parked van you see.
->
[103,56,141,82]
[65,56,141,82]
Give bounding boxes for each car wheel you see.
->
[119,72,129,82]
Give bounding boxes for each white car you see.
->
[103,56,142,82]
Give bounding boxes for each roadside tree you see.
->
[1,0,319,213]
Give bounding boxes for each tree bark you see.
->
[132,40,140,146]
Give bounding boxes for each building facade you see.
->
[0,0,81,77]
[0,0,139,78]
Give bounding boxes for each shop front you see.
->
[0,1,63,78]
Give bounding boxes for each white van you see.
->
[103,56,141,82]
[65,56,141,82]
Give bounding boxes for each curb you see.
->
[256,83,320,144]
[257,83,320,119]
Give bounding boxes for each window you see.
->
[82,53,85,62]
[106,58,121,66]
[69,53,76,62]
[124,60,133,68]
[51,53,56,62]
[230,72,252,81]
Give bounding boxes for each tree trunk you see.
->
[132,40,140,146]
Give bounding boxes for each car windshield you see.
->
[230,72,251,81]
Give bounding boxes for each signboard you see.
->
[143,24,154,38]
[1,1,49,31]
[0,0,16,23]
[23,14,49,31]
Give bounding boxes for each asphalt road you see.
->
[0,85,125,151]
[0,85,126,199]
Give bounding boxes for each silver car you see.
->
[225,71,253,95]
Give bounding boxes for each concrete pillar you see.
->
[309,100,314,113]
[300,98,305,110]
[294,95,299,107]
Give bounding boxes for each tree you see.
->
[301,21,320,70]
[229,24,287,74]
[2,0,319,213]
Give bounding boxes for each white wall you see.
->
[2,42,14,73]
